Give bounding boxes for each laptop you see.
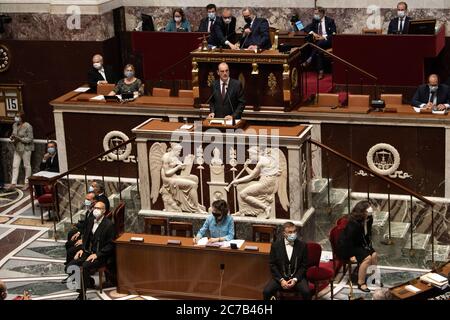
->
[295,20,305,31]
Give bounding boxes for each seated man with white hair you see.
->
[87,54,117,92]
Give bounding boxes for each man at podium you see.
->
[388,2,411,34]
[207,62,245,120]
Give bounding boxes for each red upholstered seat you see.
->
[37,193,54,204]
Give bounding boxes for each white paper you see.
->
[130,236,144,242]
[74,87,90,92]
[221,239,245,248]
[225,119,241,125]
[32,171,60,178]
[405,285,421,293]
[196,237,208,246]
[320,250,333,262]
[180,124,193,130]
[209,119,225,124]
[413,107,447,114]
[90,95,105,101]
[427,273,447,283]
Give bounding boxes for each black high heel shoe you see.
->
[357,283,370,293]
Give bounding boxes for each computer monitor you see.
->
[141,14,155,32]
[408,19,436,35]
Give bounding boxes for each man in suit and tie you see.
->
[87,54,116,92]
[40,141,59,173]
[209,8,237,49]
[208,62,245,120]
[412,74,450,110]
[198,3,217,33]
[66,201,115,300]
[388,2,411,34]
[263,222,311,300]
[239,7,271,50]
[303,7,337,79]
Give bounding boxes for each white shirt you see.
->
[398,17,405,33]
[419,88,450,109]
[92,216,104,234]
[284,238,294,261]
[207,18,215,33]
[97,67,106,83]
[319,17,328,39]
[220,79,229,95]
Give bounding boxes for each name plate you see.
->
[205,242,221,248]
[130,237,144,242]
[167,239,181,245]
[244,245,259,251]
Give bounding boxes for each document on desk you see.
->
[221,239,245,248]
[90,95,105,101]
[404,285,421,293]
[196,237,209,246]
[32,171,60,178]
[74,86,90,93]
[413,107,447,114]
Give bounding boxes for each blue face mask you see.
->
[84,199,92,207]
[208,12,215,20]
[47,147,56,154]
[124,71,134,78]
[88,186,95,193]
[286,233,297,242]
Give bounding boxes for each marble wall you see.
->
[0,2,449,40]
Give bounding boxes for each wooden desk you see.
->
[390,262,450,300]
[115,233,271,299]
[191,48,302,111]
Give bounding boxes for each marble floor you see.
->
[0,187,437,300]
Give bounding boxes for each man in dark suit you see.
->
[239,7,271,50]
[388,2,411,34]
[40,140,59,173]
[88,181,110,213]
[198,4,217,33]
[66,201,115,300]
[208,62,245,120]
[303,7,337,79]
[87,54,116,92]
[411,74,450,110]
[263,222,311,300]
[209,8,237,49]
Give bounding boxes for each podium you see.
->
[191,48,302,111]
[332,25,446,86]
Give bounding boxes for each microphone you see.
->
[226,88,236,125]
[240,24,251,49]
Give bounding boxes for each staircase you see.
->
[311,177,450,269]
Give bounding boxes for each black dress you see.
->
[337,217,375,263]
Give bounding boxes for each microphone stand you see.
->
[227,87,236,126]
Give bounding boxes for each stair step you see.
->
[311,178,329,194]
[425,244,450,263]
[383,221,410,239]
[402,233,431,252]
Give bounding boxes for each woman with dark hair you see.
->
[337,200,377,292]
[165,8,191,32]
[193,199,234,243]
[8,112,34,190]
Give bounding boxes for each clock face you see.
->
[0,45,10,72]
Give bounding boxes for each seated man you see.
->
[411,74,450,110]
[207,62,245,120]
[303,6,337,79]
[209,8,237,49]
[89,181,110,213]
[87,54,116,92]
[198,3,217,33]
[263,221,311,300]
[64,192,97,271]
[40,140,59,173]
[239,7,271,50]
[66,201,115,300]
[388,2,411,34]
[193,200,234,243]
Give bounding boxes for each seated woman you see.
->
[108,64,144,97]
[337,200,378,292]
[193,200,234,244]
[165,8,191,32]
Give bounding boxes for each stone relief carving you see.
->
[149,142,206,213]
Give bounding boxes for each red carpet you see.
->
[302,72,347,105]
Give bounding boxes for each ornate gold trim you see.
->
[207,72,215,87]
[251,63,259,75]
[268,73,277,96]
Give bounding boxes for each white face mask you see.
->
[208,12,216,20]
[174,16,182,22]
[93,62,102,70]
[93,209,103,219]
[398,10,405,18]
[14,116,20,123]
[223,17,232,24]
[366,206,374,216]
